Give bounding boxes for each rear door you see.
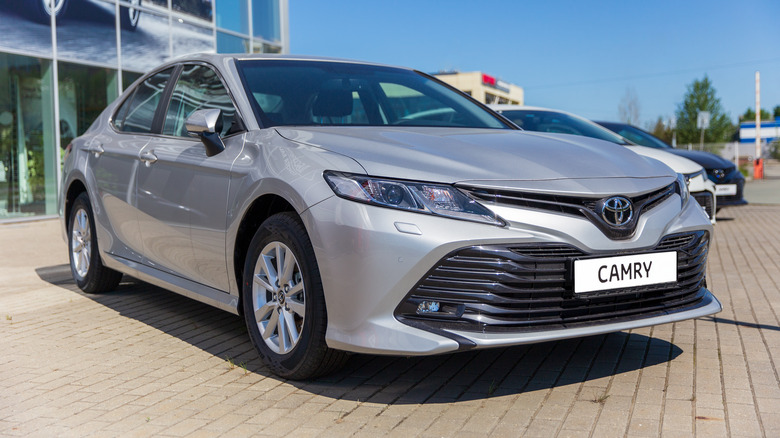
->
[87,67,174,261]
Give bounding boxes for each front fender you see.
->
[224,129,366,295]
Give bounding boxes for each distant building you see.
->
[434,71,524,105]
[739,119,780,144]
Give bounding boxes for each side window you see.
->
[162,65,238,137]
[114,67,174,133]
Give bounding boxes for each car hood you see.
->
[276,127,676,194]
[626,145,704,175]
[666,148,735,170]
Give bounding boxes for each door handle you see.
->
[139,150,157,166]
[86,143,104,157]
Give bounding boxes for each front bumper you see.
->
[395,231,710,333]
[716,179,748,207]
[708,168,748,207]
[688,173,717,222]
[304,191,717,356]
[448,288,719,348]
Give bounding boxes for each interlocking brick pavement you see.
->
[1,204,779,437]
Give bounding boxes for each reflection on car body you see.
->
[60,54,721,379]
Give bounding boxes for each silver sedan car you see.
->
[60,54,721,379]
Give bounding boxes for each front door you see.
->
[135,64,243,292]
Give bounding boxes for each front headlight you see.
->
[683,169,705,183]
[323,171,505,226]
[675,172,690,206]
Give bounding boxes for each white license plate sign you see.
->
[574,252,677,294]
[715,184,737,195]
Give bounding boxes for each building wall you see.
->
[434,71,524,106]
[739,120,780,143]
[0,0,287,221]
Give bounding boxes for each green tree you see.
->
[739,107,772,122]
[649,116,673,144]
[674,76,733,143]
[774,105,780,119]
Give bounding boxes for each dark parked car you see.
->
[596,121,747,210]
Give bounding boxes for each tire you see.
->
[120,0,141,31]
[242,212,348,380]
[68,192,123,293]
[29,0,69,24]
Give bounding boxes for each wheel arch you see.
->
[64,178,88,231]
[233,194,298,314]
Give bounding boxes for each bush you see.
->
[771,140,780,160]
[739,163,749,177]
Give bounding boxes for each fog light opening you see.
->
[417,300,440,314]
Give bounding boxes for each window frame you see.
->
[111,61,246,140]
[159,62,245,139]
[110,65,178,136]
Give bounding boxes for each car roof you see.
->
[489,104,551,111]
[165,53,410,71]
[594,121,632,128]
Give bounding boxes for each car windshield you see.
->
[598,122,672,149]
[498,109,631,145]
[237,60,510,129]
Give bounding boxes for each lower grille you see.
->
[395,231,709,333]
[692,192,714,218]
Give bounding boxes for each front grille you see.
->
[395,231,709,333]
[707,167,733,182]
[460,183,675,240]
[692,192,714,218]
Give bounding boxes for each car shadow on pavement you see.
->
[38,263,684,404]
[703,316,780,332]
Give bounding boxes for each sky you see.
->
[289,0,780,128]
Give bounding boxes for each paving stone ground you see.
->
[1,202,779,437]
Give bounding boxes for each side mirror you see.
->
[185,108,225,157]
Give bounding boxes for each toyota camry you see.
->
[60,54,721,379]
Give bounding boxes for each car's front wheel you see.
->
[242,212,347,379]
[68,192,123,293]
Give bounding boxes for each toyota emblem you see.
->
[602,196,633,226]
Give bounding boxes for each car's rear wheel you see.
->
[242,212,347,380]
[30,0,69,24]
[68,192,123,293]
[120,0,141,31]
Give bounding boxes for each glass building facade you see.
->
[0,0,288,221]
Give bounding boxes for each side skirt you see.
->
[102,253,240,315]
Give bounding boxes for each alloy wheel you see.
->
[71,208,91,279]
[252,241,306,354]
